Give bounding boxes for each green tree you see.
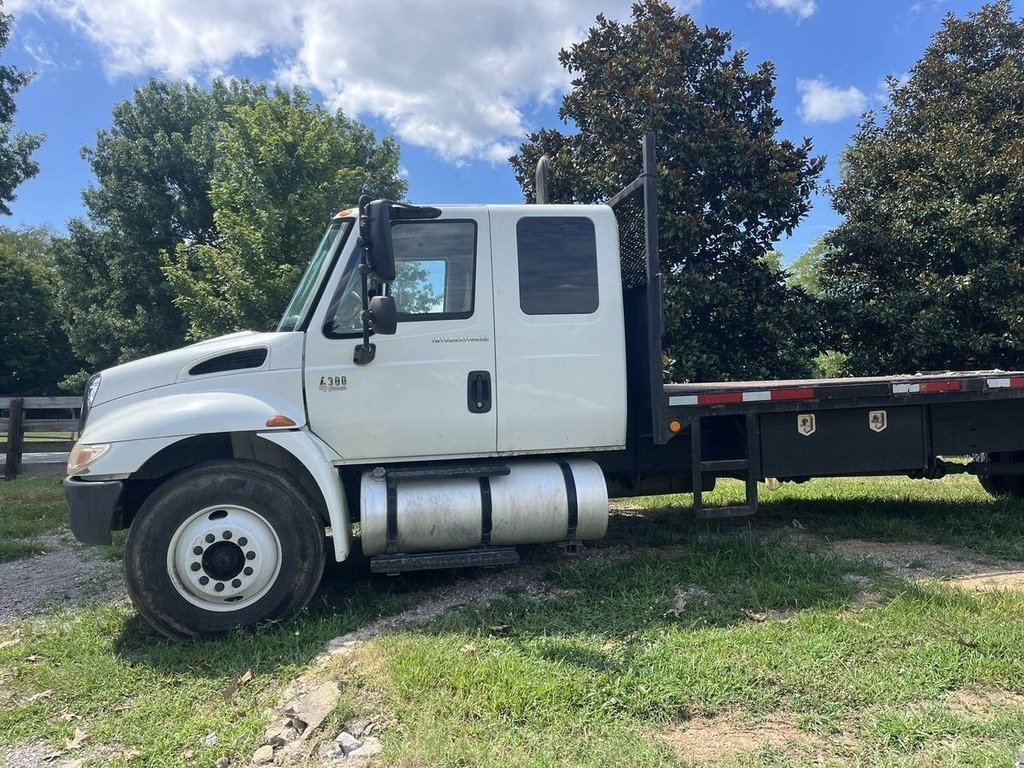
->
[163,87,406,339]
[785,236,853,377]
[54,78,267,382]
[509,0,825,382]
[393,261,441,315]
[820,1,1024,375]
[0,7,43,216]
[0,227,80,394]
[787,236,831,296]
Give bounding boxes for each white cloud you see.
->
[9,0,302,77]
[21,33,57,71]
[797,77,868,123]
[11,0,652,163]
[753,0,816,19]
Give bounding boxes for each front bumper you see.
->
[64,477,123,545]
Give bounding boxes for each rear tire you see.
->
[975,452,1024,499]
[125,460,326,640]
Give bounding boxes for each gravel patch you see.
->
[0,534,127,623]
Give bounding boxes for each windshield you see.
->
[277,219,353,332]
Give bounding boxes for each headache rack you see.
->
[607,133,671,446]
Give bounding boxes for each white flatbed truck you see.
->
[64,135,1024,639]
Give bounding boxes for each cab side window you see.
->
[516,216,599,315]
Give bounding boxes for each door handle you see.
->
[467,371,492,414]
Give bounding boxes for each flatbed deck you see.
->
[664,370,1024,414]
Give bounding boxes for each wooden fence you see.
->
[1,396,81,480]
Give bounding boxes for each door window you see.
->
[323,219,476,337]
[392,221,476,321]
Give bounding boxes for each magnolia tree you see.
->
[820,1,1024,375]
[509,0,825,382]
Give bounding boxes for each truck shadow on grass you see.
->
[607,489,1024,559]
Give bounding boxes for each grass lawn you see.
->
[0,475,68,562]
[2,473,1024,766]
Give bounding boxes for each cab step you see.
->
[370,547,519,575]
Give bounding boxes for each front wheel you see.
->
[125,461,326,640]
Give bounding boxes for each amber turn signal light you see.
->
[266,414,297,427]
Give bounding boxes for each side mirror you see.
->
[368,295,397,335]
[366,201,395,282]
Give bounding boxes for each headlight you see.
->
[67,442,111,475]
[80,374,101,431]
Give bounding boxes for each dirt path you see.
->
[829,538,1024,587]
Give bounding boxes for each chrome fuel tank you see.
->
[360,458,608,556]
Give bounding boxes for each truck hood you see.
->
[91,331,303,407]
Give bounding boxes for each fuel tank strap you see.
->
[479,477,494,546]
[386,482,399,554]
[555,459,579,540]
[383,463,510,554]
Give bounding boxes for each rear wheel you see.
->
[975,451,1024,499]
[125,460,326,640]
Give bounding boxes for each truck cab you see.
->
[296,204,627,463]
[64,198,635,639]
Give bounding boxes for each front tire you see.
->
[125,461,326,640]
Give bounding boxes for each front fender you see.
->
[257,430,352,562]
[75,392,353,561]
[82,391,306,444]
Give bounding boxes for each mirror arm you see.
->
[354,195,376,365]
[353,260,376,365]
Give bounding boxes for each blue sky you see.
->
[2,0,1000,261]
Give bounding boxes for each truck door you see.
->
[303,209,496,462]
[488,206,628,453]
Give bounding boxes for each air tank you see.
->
[360,458,608,556]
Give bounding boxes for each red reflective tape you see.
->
[1013,377,1024,388]
[771,388,815,401]
[698,392,744,405]
[919,380,961,393]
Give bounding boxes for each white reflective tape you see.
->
[893,383,920,394]
[988,378,1011,388]
[742,391,772,402]
[669,395,699,406]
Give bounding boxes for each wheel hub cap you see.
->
[169,505,282,611]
